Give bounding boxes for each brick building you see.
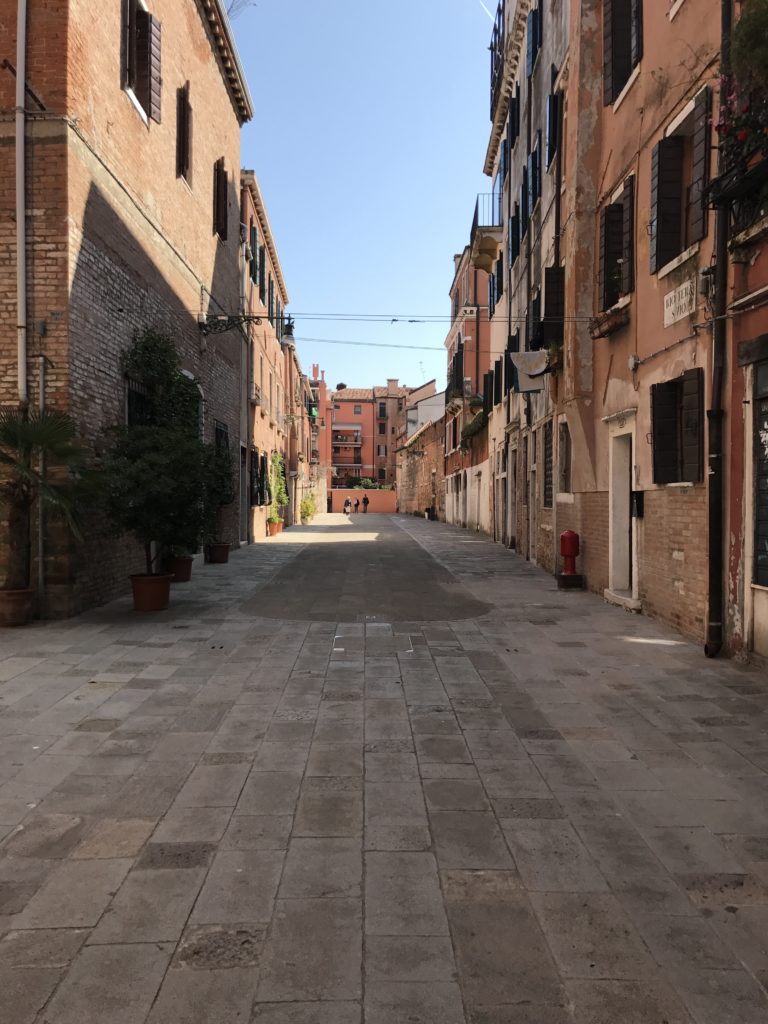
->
[330,379,430,489]
[397,418,446,520]
[1,0,252,613]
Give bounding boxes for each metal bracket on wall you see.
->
[198,314,265,336]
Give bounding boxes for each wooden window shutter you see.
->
[546,93,559,169]
[621,175,635,294]
[250,224,258,283]
[527,152,535,217]
[603,0,614,104]
[496,250,504,298]
[651,380,680,484]
[650,136,683,272]
[543,265,565,344]
[259,246,266,301]
[488,272,495,319]
[176,83,190,179]
[494,358,503,406]
[680,368,704,483]
[509,96,518,148]
[526,10,538,78]
[689,87,711,243]
[631,0,643,68]
[214,158,228,239]
[147,15,161,122]
[520,167,529,237]
[599,203,623,310]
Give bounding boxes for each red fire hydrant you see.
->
[560,530,579,576]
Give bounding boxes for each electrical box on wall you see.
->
[631,490,644,519]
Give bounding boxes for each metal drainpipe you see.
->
[37,353,45,606]
[704,0,732,658]
[16,0,28,407]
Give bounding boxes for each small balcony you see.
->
[333,434,362,446]
[470,193,503,274]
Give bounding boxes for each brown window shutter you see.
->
[650,137,683,272]
[651,380,680,484]
[689,87,711,243]
[176,84,190,179]
[122,0,138,90]
[599,203,623,310]
[603,0,614,104]
[147,15,162,122]
[621,175,635,294]
[214,158,228,239]
[631,0,643,68]
[680,368,704,483]
[543,265,565,344]
[494,359,503,406]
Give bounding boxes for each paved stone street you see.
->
[2,514,768,1023]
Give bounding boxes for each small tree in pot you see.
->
[0,408,87,626]
[102,330,207,610]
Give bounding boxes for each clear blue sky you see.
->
[232,0,493,391]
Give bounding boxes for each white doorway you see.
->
[606,429,640,609]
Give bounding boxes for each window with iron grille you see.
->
[126,377,151,426]
[214,420,229,451]
[543,421,553,507]
[754,362,768,585]
[122,0,162,123]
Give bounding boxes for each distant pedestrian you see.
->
[343,497,352,514]
[354,498,360,513]
[362,494,370,513]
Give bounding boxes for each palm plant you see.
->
[0,408,85,592]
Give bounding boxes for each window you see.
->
[527,133,541,217]
[509,204,520,267]
[354,404,362,415]
[176,82,191,181]
[543,421,553,507]
[268,277,275,324]
[214,419,229,451]
[559,421,572,493]
[488,271,496,320]
[520,167,529,238]
[508,85,521,149]
[755,362,768,585]
[213,158,228,240]
[377,445,387,457]
[249,222,259,284]
[546,92,560,169]
[125,377,150,426]
[599,176,634,310]
[495,251,504,301]
[526,5,542,78]
[603,0,643,104]
[378,402,386,418]
[378,421,385,435]
[258,246,266,303]
[651,368,704,484]
[650,89,711,272]
[122,0,162,122]
[494,358,503,406]
[378,468,386,481]
[333,445,340,454]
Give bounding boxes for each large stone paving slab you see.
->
[1,514,768,1022]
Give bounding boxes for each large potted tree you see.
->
[102,330,207,611]
[0,408,86,626]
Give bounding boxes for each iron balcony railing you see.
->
[470,192,503,248]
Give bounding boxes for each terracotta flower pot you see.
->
[209,542,230,564]
[130,574,172,612]
[0,588,35,627]
[276,521,284,533]
[170,555,193,583]
[267,521,280,537]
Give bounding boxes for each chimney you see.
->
[387,378,398,396]
[312,363,319,379]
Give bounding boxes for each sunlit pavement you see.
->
[1,514,768,1023]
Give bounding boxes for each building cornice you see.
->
[483,0,530,177]
[241,170,289,304]
[197,1,254,124]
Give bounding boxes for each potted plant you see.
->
[0,408,86,626]
[300,494,316,525]
[202,442,236,562]
[270,452,289,531]
[266,511,282,537]
[102,330,208,610]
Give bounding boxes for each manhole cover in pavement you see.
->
[137,842,215,869]
[176,925,265,968]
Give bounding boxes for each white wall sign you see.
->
[663,279,696,327]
